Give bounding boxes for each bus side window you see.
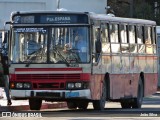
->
[129,25,137,53]
[101,23,110,53]
[120,24,129,53]
[137,26,145,53]
[110,24,120,53]
[152,27,157,54]
[145,26,153,54]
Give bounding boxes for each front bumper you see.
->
[11,89,91,100]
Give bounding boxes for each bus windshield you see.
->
[11,26,90,64]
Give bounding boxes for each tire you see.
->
[29,98,42,110]
[77,101,89,110]
[67,101,77,109]
[93,81,106,110]
[132,78,144,108]
[120,101,132,109]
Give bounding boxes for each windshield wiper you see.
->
[53,47,70,67]
[25,47,70,67]
[25,54,37,67]
[25,48,43,67]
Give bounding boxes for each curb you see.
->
[0,102,67,112]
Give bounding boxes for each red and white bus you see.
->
[6,11,158,110]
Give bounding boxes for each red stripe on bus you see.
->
[15,68,82,71]
[10,73,91,81]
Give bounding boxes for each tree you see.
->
[108,0,160,25]
[107,0,130,17]
[133,1,153,20]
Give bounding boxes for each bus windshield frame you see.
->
[10,26,90,64]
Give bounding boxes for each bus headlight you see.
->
[24,83,31,88]
[13,82,31,89]
[16,83,23,88]
[75,83,82,88]
[67,83,75,89]
[67,82,85,89]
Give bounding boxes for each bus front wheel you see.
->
[77,101,89,110]
[67,101,77,109]
[29,98,42,110]
[93,81,106,110]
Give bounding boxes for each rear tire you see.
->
[29,98,42,110]
[132,78,144,108]
[93,81,106,110]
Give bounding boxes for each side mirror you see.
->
[94,40,101,63]
[0,31,9,55]
[95,40,102,53]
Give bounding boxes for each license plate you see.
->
[36,92,60,97]
[66,92,79,98]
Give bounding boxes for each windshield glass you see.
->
[11,27,90,64]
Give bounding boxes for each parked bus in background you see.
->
[5,11,158,110]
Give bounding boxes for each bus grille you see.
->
[15,74,81,89]
[33,82,65,89]
[16,74,81,80]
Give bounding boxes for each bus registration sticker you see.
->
[66,92,79,98]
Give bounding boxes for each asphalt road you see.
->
[0,93,160,119]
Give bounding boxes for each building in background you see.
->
[0,0,107,30]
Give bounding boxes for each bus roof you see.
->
[11,10,89,17]
[89,13,156,25]
[10,10,156,26]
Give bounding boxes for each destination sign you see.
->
[44,16,71,23]
[14,28,47,33]
[12,14,88,24]
[40,15,81,24]
[40,14,88,24]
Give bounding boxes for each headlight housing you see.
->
[66,82,89,89]
[10,82,31,89]
[67,83,75,89]
[16,83,23,88]
[75,83,82,88]
[23,83,31,88]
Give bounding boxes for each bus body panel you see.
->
[11,89,91,100]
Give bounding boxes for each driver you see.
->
[74,32,87,62]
